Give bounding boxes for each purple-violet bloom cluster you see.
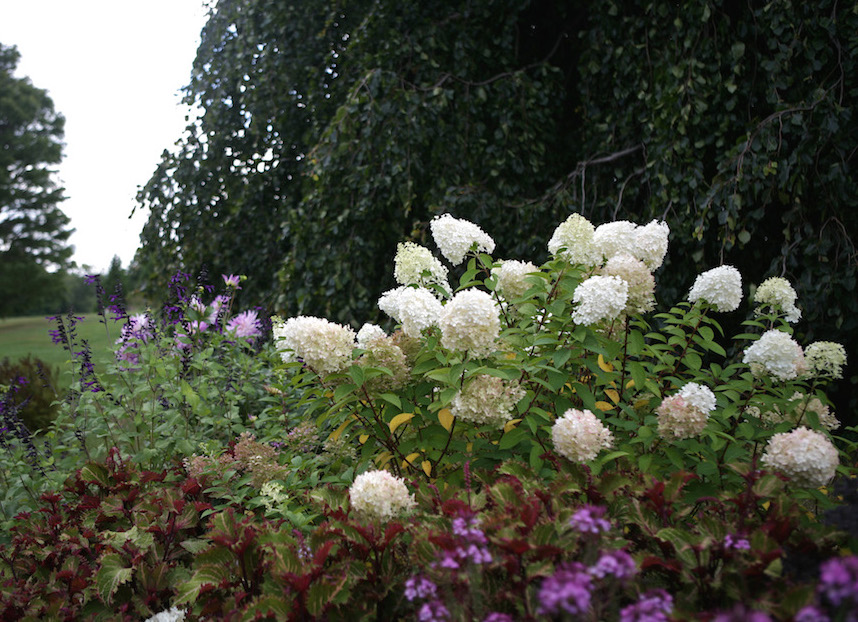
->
[417,600,450,622]
[404,576,438,602]
[537,562,593,617]
[818,555,858,608]
[589,549,637,581]
[438,516,493,569]
[619,589,673,622]
[569,505,612,535]
[723,533,751,551]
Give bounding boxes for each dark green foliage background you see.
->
[135,0,857,412]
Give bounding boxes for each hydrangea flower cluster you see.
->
[356,323,387,348]
[144,607,187,622]
[273,316,356,374]
[430,214,495,265]
[593,219,670,270]
[754,276,801,322]
[548,213,601,266]
[600,253,656,314]
[569,505,612,534]
[398,287,444,338]
[438,289,500,357]
[619,589,673,622]
[743,329,807,381]
[656,382,717,440]
[356,333,410,392]
[393,242,449,290]
[761,426,839,488]
[551,409,614,462]
[687,265,743,312]
[804,341,847,380]
[450,375,525,428]
[349,469,416,521]
[744,391,839,431]
[536,562,593,617]
[572,275,629,326]
[491,259,538,300]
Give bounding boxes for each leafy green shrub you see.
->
[0,355,61,432]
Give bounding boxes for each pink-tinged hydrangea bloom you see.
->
[537,562,593,617]
[439,289,500,357]
[569,505,612,534]
[754,276,801,322]
[393,242,449,289]
[688,265,743,312]
[349,470,416,521]
[430,214,495,265]
[552,409,614,462]
[451,374,525,428]
[601,252,656,314]
[548,213,601,266]
[619,589,673,622]
[656,382,716,440]
[804,341,847,380]
[743,329,807,381]
[398,287,444,337]
[492,259,538,300]
[273,316,355,374]
[226,310,261,339]
[761,426,839,488]
[572,275,629,326]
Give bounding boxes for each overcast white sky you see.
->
[0,0,209,273]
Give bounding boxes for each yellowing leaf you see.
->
[422,461,432,476]
[598,354,614,373]
[438,408,454,431]
[604,388,621,405]
[388,412,414,433]
[403,452,421,465]
[594,401,614,412]
[329,416,354,442]
[504,352,516,360]
[358,434,369,444]
[466,442,473,452]
[625,379,635,389]
[376,451,393,468]
[503,418,522,434]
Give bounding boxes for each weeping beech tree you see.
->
[136,0,857,410]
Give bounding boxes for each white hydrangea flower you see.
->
[273,316,356,374]
[144,607,187,622]
[551,408,614,462]
[548,213,601,266]
[572,275,629,326]
[600,253,655,314]
[789,392,840,431]
[743,329,807,381]
[430,214,495,265]
[754,277,801,323]
[804,341,847,380]
[349,469,416,521]
[356,323,387,348]
[398,287,444,337]
[761,427,839,488]
[439,289,500,357]
[492,259,539,300]
[687,265,743,312]
[593,220,638,262]
[378,286,408,322]
[451,374,526,428]
[656,382,716,440]
[631,220,670,270]
[393,242,449,290]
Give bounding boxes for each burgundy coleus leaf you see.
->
[497,538,531,555]
[639,555,681,574]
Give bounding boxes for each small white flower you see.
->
[144,607,187,622]
[430,214,495,265]
[572,275,629,326]
[688,265,743,312]
[350,470,416,521]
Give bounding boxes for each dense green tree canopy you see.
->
[0,42,71,270]
[136,0,857,402]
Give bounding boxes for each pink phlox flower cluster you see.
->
[794,606,832,622]
[430,213,495,265]
[482,614,515,622]
[569,505,612,534]
[437,516,492,569]
[619,589,673,622]
[723,533,751,551]
[589,549,637,580]
[226,310,262,339]
[688,265,743,312]
[536,562,593,617]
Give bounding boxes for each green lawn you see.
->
[0,314,118,378]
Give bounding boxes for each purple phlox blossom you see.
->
[223,274,242,289]
[404,576,438,602]
[589,549,637,580]
[569,504,612,535]
[711,605,772,622]
[444,516,492,567]
[795,606,830,622]
[483,614,514,622]
[418,600,450,622]
[619,589,673,622]
[226,310,262,339]
[818,555,858,607]
[723,533,751,551]
[537,562,593,617]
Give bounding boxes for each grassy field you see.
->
[0,314,118,377]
